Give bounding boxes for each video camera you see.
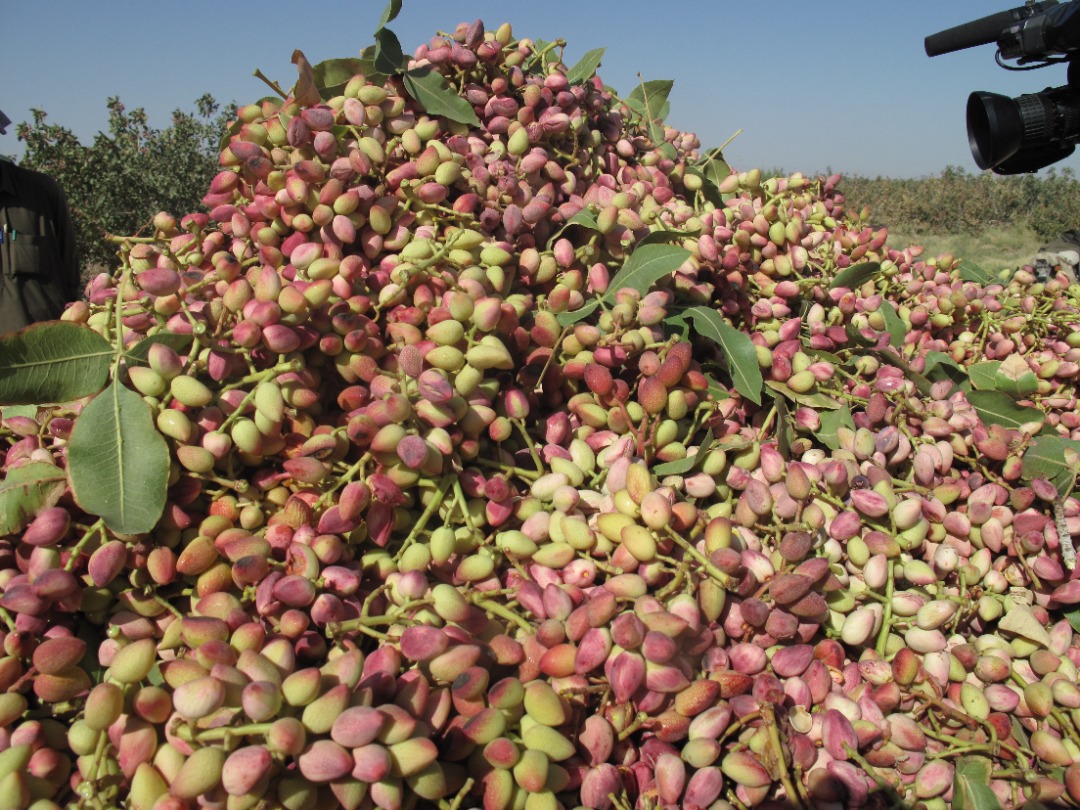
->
[926,0,1080,173]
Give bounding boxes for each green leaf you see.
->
[637,227,700,247]
[704,373,731,401]
[829,261,882,291]
[529,39,561,67]
[402,67,481,127]
[1067,607,1080,635]
[123,333,193,368]
[607,244,691,299]
[764,380,843,411]
[566,48,605,84]
[556,299,600,327]
[67,379,169,535]
[374,27,405,76]
[923,351,970,393]
[312,58,367,99]
[816,405,854,451]
[959,260,993,285]
[0,321,113,405]
[626,79,673,122]
[1022,435,1080,496]
[994,354,1038,398]
[696,146,731,190]
[967,390,1045,431]
[877,300,906,349]
[654,429,714,476]
[1,405,37,420]
[969,361,1002,391]
[543,206,597,249]
[664,312,692,341]
[0,461,67,536]
[566,209,599,230]
[377,0,402,29]
[684,307,763,405]
[953,755,1001,810]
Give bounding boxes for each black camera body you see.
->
[927,0,1080,173]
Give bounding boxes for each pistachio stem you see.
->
[662,526,732,588]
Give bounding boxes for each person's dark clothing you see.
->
[0,159,78,332]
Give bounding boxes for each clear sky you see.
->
[4,1,1080,179]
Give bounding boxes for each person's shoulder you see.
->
[1,159,64,197]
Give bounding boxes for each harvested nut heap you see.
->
[4,13,1080,810]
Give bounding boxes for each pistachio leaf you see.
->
[555,299,600,327]
[606,243,690,299]
[0,461,67,536]
[1022,435,1080,496]
[377,0,402,29]
[637,227,700,247]
[313,59,367,99]
[959,260,993,285]
[877,300,906,349]
[0,321,113,405]
[968,361,1001,391]
[684,307,763,405]
[997,604,1052,648]
[68,379,169,535]
[123,333,193,368]
[953,755,1002,810]
[966,390,1044,431]
[764,381,843,411]
[374,27,406,76]
[816,405,855,451]
[566,48,605,85]
[654,429,714,476]
[994,353,1038,398]
[402,67,481,126]
[291,50,322,108]
[830,261,881,291]
[626,79,673,122]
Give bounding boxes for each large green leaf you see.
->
[313,58,367,99]
[967,390,1044,431]
[374,27,405,75]
[830,261,882,291]
[923,351,970,393]
[606,244,691,298]
[877,300,906,349]
[377,0,402,29]
[402,67,480,126]
[0,321,113,405]
[556,299,600,327]
[696,147,731,192]
[123,333,193,368]
[67,379,170,535]
[968,361,1002,391]
[993,353,1038,398]
[626,79,673,122]
[953,756,1001,810]
[637,227,700,247]
[558,243,688,331]
[816,405,854,451]
[959,260,993,285]
[1022,435,1080,496]
[0,461,67,536]
[764,380,842,410]
[566,48,605,84]
[654,429,714,476]
[684,307,763,405]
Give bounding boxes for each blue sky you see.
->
[4,1,1080,178]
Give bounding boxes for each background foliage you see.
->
[837,165,1080,239]
[15,94,234,279]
